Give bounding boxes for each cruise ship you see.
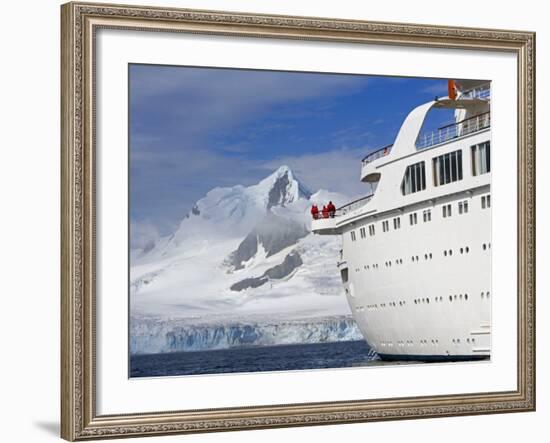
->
[312,80,491,361]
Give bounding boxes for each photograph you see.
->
[128,65,492,377]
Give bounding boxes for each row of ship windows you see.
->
[401,141,491,196]
[351,243,491,273]
[379,337,478,348]
[353,291,490,309]
[349,194,491,241]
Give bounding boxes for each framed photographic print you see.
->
[61,1,536,440]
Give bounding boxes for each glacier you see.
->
[130,315,363,355]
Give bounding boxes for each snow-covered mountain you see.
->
[130,166,358,354]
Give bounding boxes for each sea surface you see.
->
[130,340,379,377]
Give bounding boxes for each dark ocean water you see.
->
[130,340,378,377]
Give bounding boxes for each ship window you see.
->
[442,204,452,218]
[360,227,366,239]
[350,231,356,241]
[409,213,418,225]
[433,150,463,186]
[401,161,426,195]
[472,141,491,176]
[369,224,375,236]
[382,220,389,232]
[393,217,401,229]
[423,209,432,222]
[481,194,491,209]
[340,268,349,283]
[458,200,469,214]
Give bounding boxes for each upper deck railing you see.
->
[460,83,491,100]
[415,112,491,150]
[362,144,393,165]
[337,194,374,216]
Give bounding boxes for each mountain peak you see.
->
[257,165,292,187]
[256,166,311,209]
[274,164,291,176]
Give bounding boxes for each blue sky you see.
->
[129,64,455,248]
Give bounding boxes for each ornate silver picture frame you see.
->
[61,2,535,440]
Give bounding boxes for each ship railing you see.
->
[459,83,491,100]
[311,194,374,220]
[361,144,393,165]
[416,112,490,150]
[335,194,374,217]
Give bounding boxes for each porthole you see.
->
[449,296,453,302]
[483,243,487,250]
[424,254,428,260]
[465,247,469,253]
[460,248,464,254]
[449,249,453,256]
[465,294,468,300]
[429,253,433,259]
[487,291,490,298]
[444,250,447,256]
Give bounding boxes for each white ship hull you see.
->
[340,187,491,360]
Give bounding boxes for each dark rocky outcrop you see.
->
[230,251,303,291]
[227,214,308,270]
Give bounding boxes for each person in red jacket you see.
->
[322,205,329,219]
[310,204,319,219]
[327,201,336,217]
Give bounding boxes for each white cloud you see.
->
[130,221,161,251]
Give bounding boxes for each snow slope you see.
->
[130,166,358,353]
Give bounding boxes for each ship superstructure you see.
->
[312,80,491,361]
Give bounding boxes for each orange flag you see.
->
[448,80,457,100]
